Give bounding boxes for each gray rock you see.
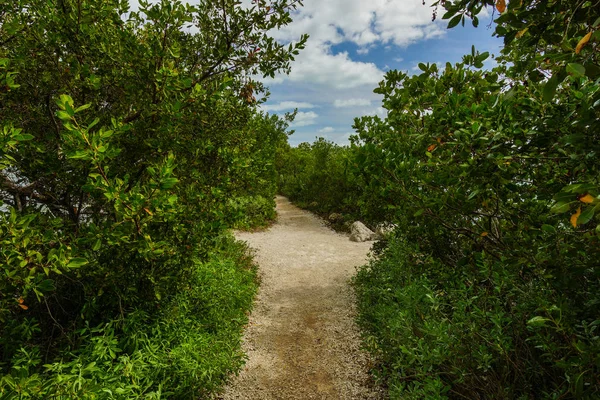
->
[349,221,375,242]
[374,222,397,240]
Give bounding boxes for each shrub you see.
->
[1,235,257,399]
[282,1,600,398]
[0,0,303,397]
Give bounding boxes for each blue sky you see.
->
[256,0,504,146]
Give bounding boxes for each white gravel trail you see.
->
[217,196,383,400]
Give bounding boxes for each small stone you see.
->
[349,221,375,242]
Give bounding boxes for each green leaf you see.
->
[93,239,102,251]
[88,118,100,130]
[68,151,89,159]
[100,129,114,139]
[448,15,462,29]
[566,63,586,78]
[159,177,179,190]
[56,110,72,121]
[541,224,556,233]
[577,206,595,225]
[527,316,550,327]
[543,75,559,102]
[67,258,88,268]
[38,279,56,292]
[550,201,572,214]
[14,134,34,141]
[75,103,91,113]
[414,209,425,217]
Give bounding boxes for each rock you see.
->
[328,213,343,223]
[349,221,375,242]
[374,222,397,240]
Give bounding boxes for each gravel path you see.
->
[217,196,383,400]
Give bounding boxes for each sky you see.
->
[130,0,504,146]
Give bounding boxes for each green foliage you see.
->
[279,1,600,398]
[353,56,600,397]
[1,235,257,399]
[277,138,361,222]
[1,0,301,397]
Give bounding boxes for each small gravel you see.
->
[216,196,383,400]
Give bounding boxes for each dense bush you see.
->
[0,0,303,397]
[277,138,362,223]
[281,1,600,398]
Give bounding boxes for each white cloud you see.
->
[335,133,354,145]
[261,101,316,112]
[267,0,445,89]
[333,98,372,108]
[360,106,387,117]
[319,127,335,133]
[280,42,383,89]
[290,111,319,127]
[132,0,445,92]
[272,0,444,47]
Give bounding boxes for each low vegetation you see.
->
[280,0,600,398]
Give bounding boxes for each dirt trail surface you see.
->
[218,196,382,400]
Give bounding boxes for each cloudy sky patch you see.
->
[256,0,503,145]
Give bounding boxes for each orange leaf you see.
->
[579,194,595,204]
[427,144,437,152]
[496,0,506,13]
[19,304,28,310]
[575,31,593,54]
[481,232,489,237]
[144,208,153,215]
[571,207,582,228]
[18,297,24,304]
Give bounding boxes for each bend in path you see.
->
[218,196,382,400]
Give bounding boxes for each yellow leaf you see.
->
[144,208,153,215]
[516,27,529,38]
[579,194,595,204]
[481,232,489,237]
[496,0,506,13]
[571,207,582,228]
[575,31,593,54]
